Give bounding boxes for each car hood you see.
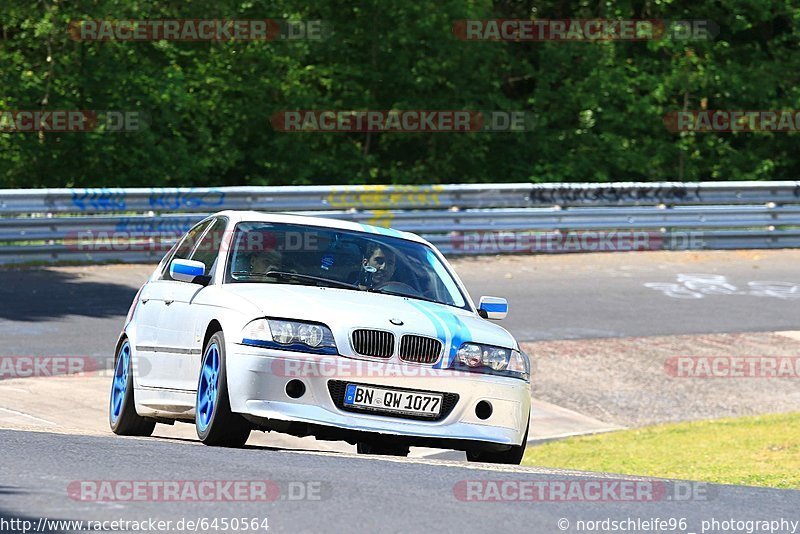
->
[223,283,516,359]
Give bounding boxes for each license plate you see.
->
[344,384,443,418]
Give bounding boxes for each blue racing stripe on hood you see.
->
[412,301,473,369]
[409,301,447,367]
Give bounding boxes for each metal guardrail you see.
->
[1,181,799,264]
[1,181,799,214]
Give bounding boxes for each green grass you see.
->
[522,412,800,489]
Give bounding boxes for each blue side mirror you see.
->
[170,259,206,284]
[478,296,508,320]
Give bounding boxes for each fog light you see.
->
[475,400,493,420]
[285,379,306,399]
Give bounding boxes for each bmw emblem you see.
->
[389,318,404,326]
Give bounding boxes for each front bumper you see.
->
[226,343,531,448]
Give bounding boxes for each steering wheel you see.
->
[372,281,421,296]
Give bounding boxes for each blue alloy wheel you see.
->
[109,338,155,436]
[195,330,250,447]
[197,342,220,432]
[109,341,130,423]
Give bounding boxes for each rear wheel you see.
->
[466,421,529,465]
[196,331,251,447]
[356,440,410,457]
[109,339,155,436]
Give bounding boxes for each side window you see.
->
[155,241,179,278]
[160,220,213,280]
[190,218,228,277]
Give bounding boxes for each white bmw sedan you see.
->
[110,211,532,463]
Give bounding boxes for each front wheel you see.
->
[466,421,529,465]
[109,339,155,436]
[196,331,251,447]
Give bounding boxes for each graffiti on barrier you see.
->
[325,185,443,209]
[71,189,127,211]
[148,189,226,210]
[529,184,701,206]
[114,217,199,234]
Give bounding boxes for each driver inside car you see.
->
[249,248,283,275]
[356,242,396,289]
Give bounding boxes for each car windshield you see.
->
[225,222,468,309]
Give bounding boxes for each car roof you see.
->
[212,210,428,245]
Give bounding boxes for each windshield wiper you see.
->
[264,270,360,290]
[231,271,268,277]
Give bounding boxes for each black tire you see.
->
[466,420,529,465]
[356,440,410,456]
[196,331,251,447]
[109,338,156,437]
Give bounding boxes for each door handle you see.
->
[164,300,174,306]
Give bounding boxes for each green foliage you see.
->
[0,0,798,187]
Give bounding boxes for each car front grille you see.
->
[399,335,442,364]
[351,329,395,358]
[327,380,459,421]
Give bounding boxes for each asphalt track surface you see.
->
[1,430,798,533]
[1,250,799,532]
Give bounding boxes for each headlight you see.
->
[241,318,337,354]
[242,318,271,341]
[270,320,325,347]
[453,342,530,381]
